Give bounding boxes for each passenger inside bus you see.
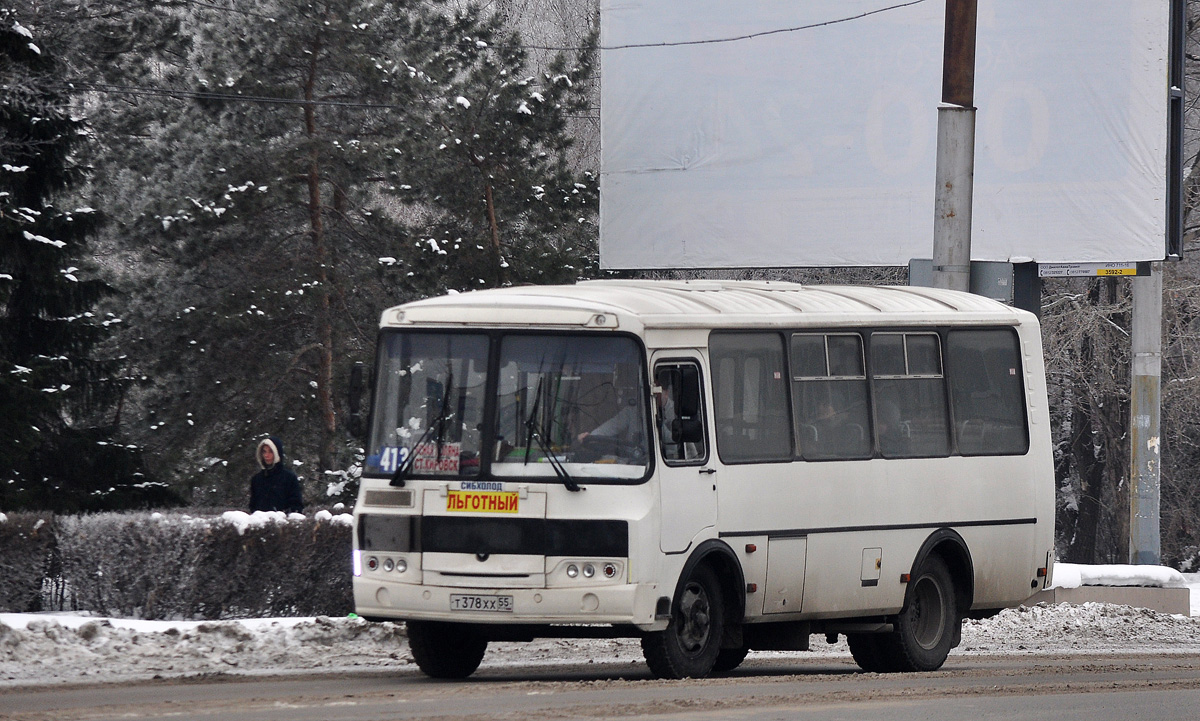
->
[875,399,906,457]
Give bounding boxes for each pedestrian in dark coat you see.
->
[249,436,304,513]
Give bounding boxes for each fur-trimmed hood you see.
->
[256,436,285,470]
[250,435,303,513]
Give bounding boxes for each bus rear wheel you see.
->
[406,621,487,679]
[886,554,958,672]
[642,565,725,679]
[847,632,894,673]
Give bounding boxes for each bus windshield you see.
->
[493,334,649,481]
[365,331,650,481]
[366,332,489,479]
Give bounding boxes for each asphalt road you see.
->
[4,653,1200,721]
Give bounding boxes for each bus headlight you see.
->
[383,558,394,572]
[395,558,408,573]
[566,564,579,578]
[582,563,596,578]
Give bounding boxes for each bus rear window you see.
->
[946,329,1029,455]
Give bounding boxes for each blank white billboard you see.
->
[599,0,1169,268]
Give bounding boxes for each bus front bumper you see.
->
[353,579,667,631]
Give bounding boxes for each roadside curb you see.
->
[1025,586,1192,616]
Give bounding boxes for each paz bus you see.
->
[352,280,1055,679]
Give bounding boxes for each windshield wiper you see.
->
[523,377,581,492]
[523,377,543,466]
[391,371,454,487]
[530,426,580,492]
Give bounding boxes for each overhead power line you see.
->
[601,0,929,50]
[183,0,928,52]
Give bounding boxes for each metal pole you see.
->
[932,0,978,293]
[1129,263,1162,565]
[1012,262,1042,318]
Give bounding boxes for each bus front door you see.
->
[653,356,717,553]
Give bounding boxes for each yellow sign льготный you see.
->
[446,491,519,513]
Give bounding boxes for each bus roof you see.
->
[379,280,1033,331]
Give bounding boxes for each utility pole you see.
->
[1129,265,1163,565]
[1127,0,1183,566]
[932,0,977,293]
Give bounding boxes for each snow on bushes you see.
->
[0,511,354,619]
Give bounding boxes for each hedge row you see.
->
[0,511,353,619]
[0,512,57,613]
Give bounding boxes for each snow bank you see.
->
[1051,562,1189,590]
[0,615,408,686]
[960,601,1200,654]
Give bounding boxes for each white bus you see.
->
[353,280,1055,679]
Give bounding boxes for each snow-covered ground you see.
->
[3,571,1199,688]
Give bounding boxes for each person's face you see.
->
[260,445,275,466]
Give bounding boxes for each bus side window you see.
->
[655,363,707,464]
[791,333,871,461]
[710,333,791,463]
[870,332,950,458]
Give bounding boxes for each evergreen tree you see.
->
[382,12,599,292]
[87,1,599,505]
[96,0,452,503]
[0,8,171,510]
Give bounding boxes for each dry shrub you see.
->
[44,512,352,619]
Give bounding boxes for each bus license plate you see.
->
[449,594,514,613]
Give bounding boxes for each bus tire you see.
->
[888,554,958,672]
[712,646,749,673]
[847,633,893,673]
[641,564,725,678]
[406,621,487,679]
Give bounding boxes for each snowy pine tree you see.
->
[0,9,168,510]
[82,2,599,505]
[381,13,599,292]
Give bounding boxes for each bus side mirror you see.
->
[674,418,704,444]
[677,366,701,417]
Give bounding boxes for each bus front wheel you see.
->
[406,620,487,679]
[712,645,749,673]
[642,564,725,679]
